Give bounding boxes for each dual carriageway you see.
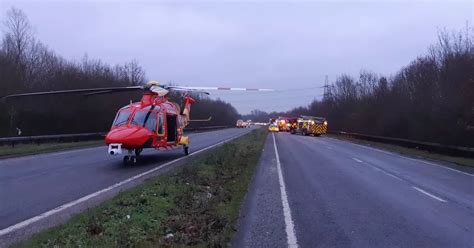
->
[0,127,473,247]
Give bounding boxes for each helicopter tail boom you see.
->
[182,95,195,127]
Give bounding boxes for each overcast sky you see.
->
[1,0,472,114]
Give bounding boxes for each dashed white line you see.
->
[370,166,382,172]
[352,158,363,163]
[319,137,451,204]
[406,157,474,177]
[327,138,473,177]
[272,133,299,248]
[0,130,251,237]
[320,142,404,182]
[379,170,404,181]
[412,186,447,202]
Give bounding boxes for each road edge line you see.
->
[272,133,299,248]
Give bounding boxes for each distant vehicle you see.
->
[269,117,277,125]
[268,124,279,132]
[236,119,245,128]
[288,118,299,132]
[291,115,328,136]
[277,117,292,132]
[243,121,250,128]
[236,119,250,128]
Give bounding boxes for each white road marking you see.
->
[326,146,333,150]
[272,133,299,248]
[0,130,251,237]
[352,158,363,163]
[406,157,474,177]
[370,166,382,172]
[318,139,411,183]
[412,186,447,202]
[320,138,451,203]
[327,138,473,177]
[379,170,404,182]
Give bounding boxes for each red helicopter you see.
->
[2,81,273,164]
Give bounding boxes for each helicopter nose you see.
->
[105,126,152,149]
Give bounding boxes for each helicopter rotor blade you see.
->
[1,86,143,101]
[167,87,210,95]
[83,90,114,96]
[166,86,274,93]
[1,81,275,101]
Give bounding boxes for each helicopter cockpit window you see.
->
[131,111,148,126]
[130,106,158,132]
[113,111,131,126]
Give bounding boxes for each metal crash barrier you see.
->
[0,126,229,147]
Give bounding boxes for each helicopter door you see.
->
[166,114,177,142]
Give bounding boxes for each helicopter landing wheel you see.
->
[130,155,137,165]
[183,145,189,156]
[123,155,137,165]
[123,156,130,165]
[134,148,142,157]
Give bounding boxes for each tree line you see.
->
[245,28,474,147]
[0,7,239,137]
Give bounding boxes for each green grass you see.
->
[327,134,474,168]
[16,128,267,248]
[0,140,103,158]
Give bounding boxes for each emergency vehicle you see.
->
[277,117,291,132]
[291,115,328,136]
[268,124,279,132]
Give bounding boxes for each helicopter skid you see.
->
[108,143,123,156]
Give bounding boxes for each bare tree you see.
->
[2,7,33,64]
[0,7,238,136]
[125,59,145,86]
[252,27,474,146]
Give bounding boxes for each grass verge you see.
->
[327,134,474,168]
[0,140,103,158]
[16,128,267,247]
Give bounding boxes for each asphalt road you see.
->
[234,132,474,248]
[0,127,254,230]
